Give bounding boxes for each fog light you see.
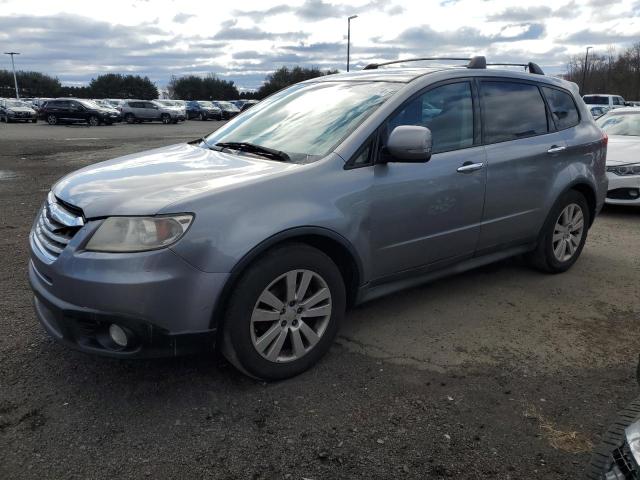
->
[109,324,128,347]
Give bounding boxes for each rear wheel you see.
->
[124,113,135,124]
[46,114,57,125]
[31,118,37,123]
[200,112,207,121]
[161,113,171,124]
[221,243,345,380]
[526,190,590,273]
[88,115,100,126]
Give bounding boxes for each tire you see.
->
[221,243,346,380]
[200,112,207,121]
[31,118,37,123]
[124,113,135,124]
[525,189,590,273]
[88,115,100,127]
[587,396,640,479]
[46,114,57,125]
[161,113,171,125]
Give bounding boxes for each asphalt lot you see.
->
[1,121,639,479]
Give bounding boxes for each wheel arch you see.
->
[210,227,364,330]
[567,180,597,227]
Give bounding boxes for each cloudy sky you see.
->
[1,0,639,91]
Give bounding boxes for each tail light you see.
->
[602,131,608,146]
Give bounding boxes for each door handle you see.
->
[547,145,566,154]
[457,162,484,173]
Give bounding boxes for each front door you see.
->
[370,80,487,279]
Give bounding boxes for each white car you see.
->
[596,107,640,205]
[584,94,627,112]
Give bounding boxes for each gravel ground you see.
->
[1,121,639,479]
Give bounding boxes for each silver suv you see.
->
[28,57,608,380]
[120,99,184,124]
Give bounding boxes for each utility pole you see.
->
[581,46,592,95]
[4,52,20,100]
[346,15,358,72]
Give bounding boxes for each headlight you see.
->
[607,163,640,176]
[85,214,193,252]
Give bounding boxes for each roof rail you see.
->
[485,62,545,75]
[363,57,471,70]
[361,56,545,75]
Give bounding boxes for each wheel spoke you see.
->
[291,328,305,358]
[302,304,331,318]
[258,290,284,311]
[285,271,298,303]
[296,271,313,302]
[300,287,330,309]
[554,239,566,259]
[552,232,564,243]
[299,321,320,347]
[570,235,580,250]
[251,308,280,323]
[265,329,288,361]
[254,323,282,353]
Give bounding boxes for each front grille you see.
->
[33,193,84,262]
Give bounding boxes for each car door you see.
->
[68,101,86,123]
[369,80,487,279]
[476,79,569,252]
[144,102,160,120]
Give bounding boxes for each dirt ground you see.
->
[1,121,639,479]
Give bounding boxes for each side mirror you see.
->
[385,125,432,162]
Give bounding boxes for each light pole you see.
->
[581,46,592,95]
[346,15,358,72]
[4,52,20,100]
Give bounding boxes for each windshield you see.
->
[205,81,400,162]
[78,99,102,109]
[197,101,212,107]
[583,95,609,105]
[597,112,640,136]
[215,101,239,111]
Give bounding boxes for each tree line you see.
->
[0,66,337,101]
[565,42,640,100]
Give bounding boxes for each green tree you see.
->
[168,74,239,100]
[256,66,338,99]
[0,70,61,97]
[88,74,158,99]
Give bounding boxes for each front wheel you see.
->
[221,243,345,380]
[200,112,207,121]
[31,118,37,123]
[526,190,590,273]
[88,115,100,126]
[161,113,171,125]
[124,113,135,124]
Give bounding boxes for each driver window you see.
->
[386,82,474,154]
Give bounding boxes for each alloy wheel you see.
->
[89,116,99,126]
[250,269,332,363]
[552,203,584,262]
[47,114,57,125]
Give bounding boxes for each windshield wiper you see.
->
[214,142,291,162]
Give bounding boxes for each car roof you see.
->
[604,107,640,113]
[304,66,578,92]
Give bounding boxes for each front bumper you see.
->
[7,111,37,121]
[28,222,229,358]
[606,172,640,206]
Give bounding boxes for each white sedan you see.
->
[596,108,640,206]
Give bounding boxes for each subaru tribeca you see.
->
[28,57,608,380]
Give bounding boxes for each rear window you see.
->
[583,95,609,105]
[542,87,580,130]
[480,81,548,144]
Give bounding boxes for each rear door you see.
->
[143,102,160,120]
[476,79,568,252]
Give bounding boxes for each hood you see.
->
[7,106,34,113]
[52,143,299,218]
[606,135,640,166]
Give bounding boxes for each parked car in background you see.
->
[212,100,240,119]
[185,100,222,120]
[240,100,259,112]
[39,99,121,126]
[28,57,608,381]
[596,107,640,206]
[588,358,640,479]
[155,100,187,120]
[120,100,184,124]
[92,100,124,122]
[583,94,628,111]
[31,98,52,112]
[105,99,125,110]
[0,99,38,123]
[590,106,608,118]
